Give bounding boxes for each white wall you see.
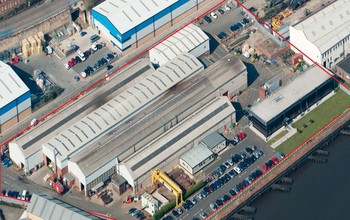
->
[9,142,25,169]
[42,144,63,169]
[290,26,321,66]
[117,164,135,189]
[189,39,209,58]
[26,149,43,172]
[68,161,86,186]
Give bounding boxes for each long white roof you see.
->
[150,24,209,65]
[124,96,234,180]
[292,0,350,53]
[44,53,203,163]
[93,0,178,34]
[0,61,29,108]
[250,66,332,123]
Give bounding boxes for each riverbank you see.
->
[252,135,350,220]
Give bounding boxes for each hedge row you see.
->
[153,199,176,220]
[184,180,205,199]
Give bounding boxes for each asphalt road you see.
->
[0,0,78,38]
[176,129,276,220]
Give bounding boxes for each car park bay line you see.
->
[234,0,349,91]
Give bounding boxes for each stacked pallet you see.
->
[22,39,31,57]
[34,35,42,54]
[27,36,37,55]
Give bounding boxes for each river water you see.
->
[250,134,350,220]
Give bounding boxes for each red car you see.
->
[262,164,267,172]
[271,157,279,165]
[238,131,246,140]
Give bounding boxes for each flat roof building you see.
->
[0,61,31,134]
[91,0,212,51]
[149,24,209,66]
[336,56,350,84]
[290,0,350,68]
[250,66,335,138]
[201,131,226,154]
[180,143,214,175]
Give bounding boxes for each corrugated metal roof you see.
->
[93,0,178,34]
[180,143,214,168]
[124,97,234,180]
[293,0,350,53]
[150,24,209,66]
[44,53,203,166]
[27,194,102,220]
[0,61,29,108]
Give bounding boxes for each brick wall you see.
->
[0,0,26,16]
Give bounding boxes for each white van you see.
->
[21,190,27,200]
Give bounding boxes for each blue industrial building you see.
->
[91,0,210,51]
[0,61,31,133]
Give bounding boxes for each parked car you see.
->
[242,18,250,25]
[217,32,227,40]
[245,147,254,154]
[230,24,239,32]
[78,50,86,61]
[190,197,197,205]
[204,15,212,23]
[73,75,80,82]
[224,4,231,11]
[277,151,285,159]
[91,43,98,51]
[80,31,87,37]
[210,12,218,19]
[218,9,225,14]
[75,56,82,63]
[199,212,207,219]
[210,203,217,211]
[271,157,279,165]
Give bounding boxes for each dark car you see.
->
[75,56,82,63]
[245,147,254,154]
[229,189,237,196]
[217,32,227,40]
[84,50,91,57]
[223,194,231,202]
[242,18,250,24]
[249,7,257,12]
[230,24,239,32]
[204,15,212,23]
[237,22,243,29]
[218,9,225,14]
[80,31,87,37]
[216,199,223,207]
[172,210,180,217]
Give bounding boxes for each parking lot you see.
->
[161,128,276,220]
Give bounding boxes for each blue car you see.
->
[230,24,239,32]
[236,22,243,29]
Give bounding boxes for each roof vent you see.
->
[273,95,284,103]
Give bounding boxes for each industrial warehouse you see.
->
[8,51,247,196]
[289,0,350,68]
[249,66,336,138]
[149,24,210,66]
[91,0,212,51]
[0,61,31,134]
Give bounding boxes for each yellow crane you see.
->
[152,168,184,207]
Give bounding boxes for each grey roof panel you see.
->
[201,131,226,149]
[44,53,203,165]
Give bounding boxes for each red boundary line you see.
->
[0,0,349,218]
[0,0,226,150]
[86,211,117,220]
